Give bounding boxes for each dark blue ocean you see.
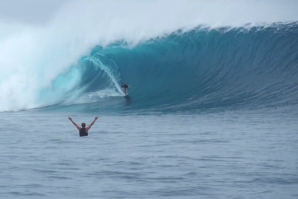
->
[1,6,298,198]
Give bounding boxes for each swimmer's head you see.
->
[81,123,86,128]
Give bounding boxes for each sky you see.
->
[1,0,298,26]
[0,0,70,24]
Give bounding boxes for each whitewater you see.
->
[0,0,298,198]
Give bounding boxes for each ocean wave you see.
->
[41,23,298,112]
[0,0,298,112]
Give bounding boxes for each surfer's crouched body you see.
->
[121,83,131,95]
[68,117,98,137]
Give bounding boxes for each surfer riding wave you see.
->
[121,83,131,95]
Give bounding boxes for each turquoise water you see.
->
[1,109,297,198]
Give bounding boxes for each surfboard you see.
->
[124,94,131,101]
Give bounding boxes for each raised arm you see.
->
[68,117,80,130]
[87,116,98,130]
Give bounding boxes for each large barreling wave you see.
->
[0,1,298,113]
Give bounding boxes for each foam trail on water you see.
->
[0,0,298,112]
[82,56,123,94]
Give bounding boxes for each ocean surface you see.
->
[1,109,298,199]
[1,1,298,198]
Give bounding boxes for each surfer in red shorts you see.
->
[68,116,98,137]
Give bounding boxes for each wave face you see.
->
[2,23,298,112]
[39,23,297,113]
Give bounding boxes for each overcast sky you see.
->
[0,0,70,24]
[1,0,298,26]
